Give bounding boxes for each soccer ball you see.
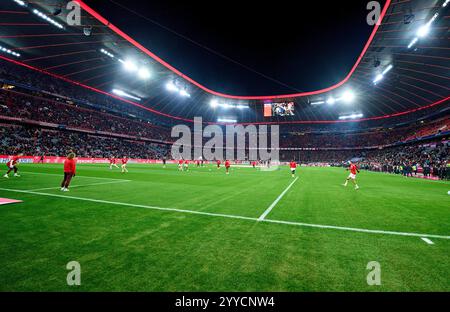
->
[448,191,450,195]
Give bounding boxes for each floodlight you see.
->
[138,68,151,80]
[341,90,355,103]
[166,82,179,92]
[123,60,138,72]
[326,97,336,105]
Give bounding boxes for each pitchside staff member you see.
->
[61,153,76,192]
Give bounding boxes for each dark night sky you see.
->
[84,0,375,96]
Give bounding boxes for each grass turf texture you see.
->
[0,163,448,291]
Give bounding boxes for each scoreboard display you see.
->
[264,102,295,117]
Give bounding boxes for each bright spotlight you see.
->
[218,118,237,123]
[13,0,26,6]
[122,60,138,72]
[373,74,384,85]
[382,65,393,75]
[326,97,336,105]
[179,89,191,97]
[112,89,141,101]
[339,113,363,120]
[341,91,355,103]
[32,8,64,29]
[417,24,430,38]
[138,68,151,80]
[0,45,20,58]
[166,82,179,92]
[407,37,418,49]
[210,99,219,108]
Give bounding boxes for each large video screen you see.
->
[264,102,295,117]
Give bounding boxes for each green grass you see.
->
[0,163,449,291]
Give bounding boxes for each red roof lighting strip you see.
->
[75,0,392,100]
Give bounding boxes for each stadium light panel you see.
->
[373,65,393,85]
[13,0,26,6]
[0,45,20,58]
[341,90,355,103]
[311,100,325,106]
[326,97,336,105]
[179,89,191,97]
[382,65,393,75]
[218,118,237,123]
[407,38,418,49]
[122,60,138,72]
[417,24,431,38]
[444,0,450,7]
[32,9,64,29]
[373,74,384,84]
[112,89,141,101]
[166,82,179,92]
[138,68,151,80]
[339,113,363,120]
[210,99,219,108]
[100,49,114,58]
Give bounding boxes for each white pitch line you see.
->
[0,187,257,221]
[421,237,434,245]
[258,177,299,221]
[19,171,131,182]
[27,180,131,192]
[1,187,447,240]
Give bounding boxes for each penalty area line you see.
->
[0,187,448,241]
[258,177,298,221]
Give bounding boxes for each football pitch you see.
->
[0,163,448,291]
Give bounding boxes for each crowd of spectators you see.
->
[281,141,449,179]
[0,60,173,126]
[280,117,449,148]
[358,142,449,179]
[0,124,170,159]
[0,90,171,142]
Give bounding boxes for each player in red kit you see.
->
[251,161,257,169]
[3,153,23,178]
[225,160,231,175]
[178,158,184,171]
[61,153,76,192]
[183,159,189,171]
[109,156,119,170]
[344,161,360,190]
[289,160,297,178]
[216,159,221,169]
[121,157,129,173]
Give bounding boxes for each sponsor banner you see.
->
[0,155,165,165]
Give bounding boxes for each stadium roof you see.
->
[0,0,448,124]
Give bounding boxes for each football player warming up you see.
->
[109,156,119,170]
[61,152,76,192]
[225,160,231,175]
[289,160,297,178]
[121,157,129,173]
[3,153,23,178]
[216,159,221,170]
[344,161,360,190]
